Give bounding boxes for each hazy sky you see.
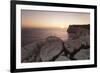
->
[21,10,90,28]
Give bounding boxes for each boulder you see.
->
[64,39,82,54]
[21,41,44,62]
[40,36,64,61]
[74,49,90,60]
[55,56,70,61]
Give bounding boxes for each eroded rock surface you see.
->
[40,36,64,61]
[64,25,90,60]
[64,39,82,54]
[74,49,90,60]
[21,24,90,62]
[56,56,70,61]
[21,41,44,62]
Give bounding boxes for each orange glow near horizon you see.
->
[21,10,90,29]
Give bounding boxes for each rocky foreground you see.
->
[21,24,90,63]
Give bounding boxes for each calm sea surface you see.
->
[21,28,68,47]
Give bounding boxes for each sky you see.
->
[21,10,90,28]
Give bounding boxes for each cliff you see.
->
[64,24,90,60]
[67,24,90,33]
[67,24,90,40]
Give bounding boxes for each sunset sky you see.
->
[21,10,90,28]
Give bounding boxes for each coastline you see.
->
[21,24,90,63]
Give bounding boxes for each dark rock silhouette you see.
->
[67,25,90,40]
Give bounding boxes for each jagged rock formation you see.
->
[64,24,90,60]
[21,24,90,63]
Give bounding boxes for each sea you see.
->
[21,28,68,47]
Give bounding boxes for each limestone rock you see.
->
[40,36,63,61]
[21,41,44,62]
[79,35,90,47]
[64,39,82,54]
[55,56,70,61]
[74,49,90,60]
[64,24,90,54]
[67,25,90,40]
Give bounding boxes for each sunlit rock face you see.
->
[64,24,90,60]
